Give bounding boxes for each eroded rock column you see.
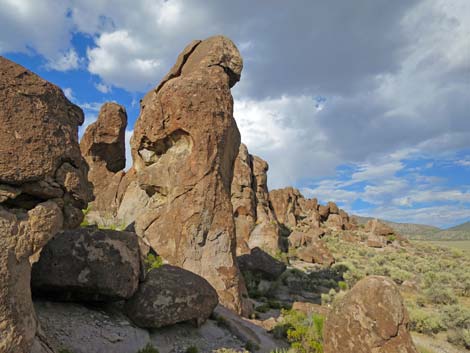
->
[129,36,247,314]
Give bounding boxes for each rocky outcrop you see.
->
[125,265,218,328]
[80,103,128,224]
[269,187,304,229]
[124,36,247,314]
[324,276,418,353]
[288,229,324,249]
[295,240,335,266]
[231,144,256,255]
[247,156,281,254]
[31,227,140,302]
[237,247,286,280]
[0,57,91,353]
[35,300,150,353]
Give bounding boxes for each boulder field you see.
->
[0,35,417,353]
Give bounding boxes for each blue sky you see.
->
[1,0,469,228]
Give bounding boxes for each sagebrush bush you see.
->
[424,286,457,305]
[273,309,324,353]
[408,307,444,334]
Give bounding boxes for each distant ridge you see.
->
[352,216,470,241]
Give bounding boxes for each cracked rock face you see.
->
[0,56,91,353]
[31,227,140,302]
[324,276,418,353]
[126,36,248,314]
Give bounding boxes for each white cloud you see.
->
[87,30,162,91]
[63,87,75,101]
[45,48,81,71]
[125,129,133,170]
[94,82,111,93]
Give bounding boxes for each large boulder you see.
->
[0,57,91,353]
[125,36,247,313]
[231,144,256,255]
[295,240,335,266]
[125,265,218,328]
[288,229,324,249]
[324,276,418,353]
[32,227,140,301]
[35,300,150,353]
[365,219,395,237]
[237,247,286,280]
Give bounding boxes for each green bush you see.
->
[408,307,444,335]
[137,344,159,353]
[255,304,270,313]
[145,254,163,273]
[424,286,457,305]
[185,346,198,353]
[273,309,324,353]
[245,340,260,351]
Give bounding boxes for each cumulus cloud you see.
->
[45,48,81,71]
[1,0,469,226]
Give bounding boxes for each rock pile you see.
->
[0,56,92,353]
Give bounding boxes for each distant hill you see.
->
[352,216,470,241]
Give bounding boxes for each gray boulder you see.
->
[125,265,218,328]
[32,226,141,302]
[237,247,286,280]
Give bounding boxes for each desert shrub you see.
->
[273,309,324,353]
[137,344,159,353]
[214,350,249,353]
[424,286,457,305]
[408,307,444,334]
[145,253,163,272]
[243,271,263,298]
[255,304,270,313]
[440,304,470,329]
[337,281,348,291]
[245,340,260,351]
[185,346,198,353]
[447,329,470,350]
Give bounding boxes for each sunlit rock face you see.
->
[0,56,91,353]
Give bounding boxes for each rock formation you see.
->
[324,276,418,353]
[125,265,218,328]
[0,56,91,353]
[248,156,281,253]
[237,247,286,280]
[32,227,141,302]
[80,102,128,225]
[295,240,335,266]
[230,145,281,255]
[117,36,248,314]
[231,144,257,255]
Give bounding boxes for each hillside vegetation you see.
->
[353,216,470,241]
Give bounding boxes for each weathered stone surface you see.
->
[32,226,140,301]
[296,240,334,266]
[365,219,395,237]
[325,213,344,230]
[127,36,247,313]
[367,234,387,248]
[247,156,280,255]
[327,201,339,214]
[0,57,91,353]
[288,229,324,249]
[269,187,303,229]
[80,103,128,223]
[237,247,286,280]
[231,144,256,255]
[125,265,218,328]
[292,302,330,317]
[35,300,150,353]
[0,202,63,353]
[324,276,418,353]
[318,205,330,220]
